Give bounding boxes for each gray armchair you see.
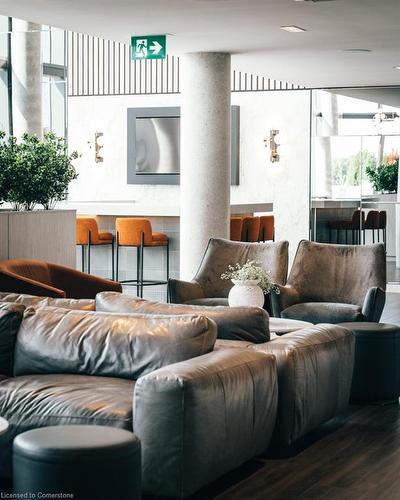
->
[270,240,386,323]
[168,238,289,306]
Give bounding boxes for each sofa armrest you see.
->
[49,264,122,299]
[270,285,300,317]
[168,278,205,304]
[251,324,355,446]
[362,286,386,322]
[134,349,278,499]
[0,270,65,298]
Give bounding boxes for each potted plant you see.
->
[365,150,399,194]
[0,131,78,210]
[221,260,279,308]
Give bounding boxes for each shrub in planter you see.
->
[366,151,399,194]
[0,131,78,210]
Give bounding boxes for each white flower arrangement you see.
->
[221,260,280,295]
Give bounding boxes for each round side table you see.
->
[270,317,313,336]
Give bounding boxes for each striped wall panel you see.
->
[68,32,305,97]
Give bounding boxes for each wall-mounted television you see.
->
[127,106,239,185]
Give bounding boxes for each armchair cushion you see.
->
[281,302,364,324]
[14,306,217,379]
[96,292,270,343]
[185,298,229,307]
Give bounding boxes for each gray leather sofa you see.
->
[0,303,278,499]
[168,238,289,306]
[270,240,386,323]
[96,291,355,448]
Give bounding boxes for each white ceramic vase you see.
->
[228,279,265,308]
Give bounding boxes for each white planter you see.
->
[228,279,265,308]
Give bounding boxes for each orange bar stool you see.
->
[115,218,169,297]
[230,217,243,241]
[76,217,114,279]
[241,216,260,242]
[258,215,275,242]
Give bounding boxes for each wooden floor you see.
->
[184,404,400,500]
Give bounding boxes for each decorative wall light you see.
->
[95,132,104,163]
[264,129,280,163]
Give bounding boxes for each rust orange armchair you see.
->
[0,259,122,299]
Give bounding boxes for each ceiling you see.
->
[1,0,400,88]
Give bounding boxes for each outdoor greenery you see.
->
[366,152,399,194]
[221,260,280,295]
[0,131,78,211]
[332,150,377,187]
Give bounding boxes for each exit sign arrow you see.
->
[131,35,166,60]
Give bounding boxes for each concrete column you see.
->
[180,53,231,279]
[11,19,42,137]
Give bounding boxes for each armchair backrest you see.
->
[193,238,289,298]
[288,240,386,305]
[0,259,52,286]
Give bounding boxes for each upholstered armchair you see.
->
[168,238,289,306]
[270,240,386,323]
[0,259,122,299]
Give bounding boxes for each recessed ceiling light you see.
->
[280,25,307,33]
[342,48,372,53]
[394,66,400,70]
[294,0,337,3]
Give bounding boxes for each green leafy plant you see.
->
[221,260,280,294]
[0,131,78,210]
[366,152,398,194]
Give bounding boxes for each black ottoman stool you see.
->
[13,425,141,500]
[338,322,400,404]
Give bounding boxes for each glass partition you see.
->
[0,16,67,138]
[310,87,400,284]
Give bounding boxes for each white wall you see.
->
[68,89,311,269]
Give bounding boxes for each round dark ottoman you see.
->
[13,425,141,500]
[338,322,400,403]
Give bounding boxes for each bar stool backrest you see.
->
[351,209,365,228]
[259,215,275,241]
[230,217,243,241]
[379,211,387,229]
[116,218,153,246]
[364,211,380,229]
[76,217,101,245]
[241,216,260,242]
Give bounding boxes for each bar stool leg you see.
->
[116,232,120,282]
[81,245,85,272]
[111,238,115,281]
[384,228,387,252]
[136,246,140,297]
[140,232,145,298]
[363,229,365,245]
[372,229,375,244]
[88,231,91,274]
[345,229,348,244]
[166,239,170,303]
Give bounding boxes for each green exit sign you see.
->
[131,35,166,60]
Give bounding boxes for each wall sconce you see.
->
[95,132,104,163]
[264,129,280,163]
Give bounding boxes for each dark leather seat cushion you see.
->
[281,302,364,324]
[0,302,26,377]
[185,298,229,307]
[0,292,95,311]
[0,374,134,476]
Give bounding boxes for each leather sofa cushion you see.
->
[14,306,217,379]
[96,292,269,343]
[0,302,25,377]
[0,374,134,477]
[281,302,364,324]
[0,292,95,311]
